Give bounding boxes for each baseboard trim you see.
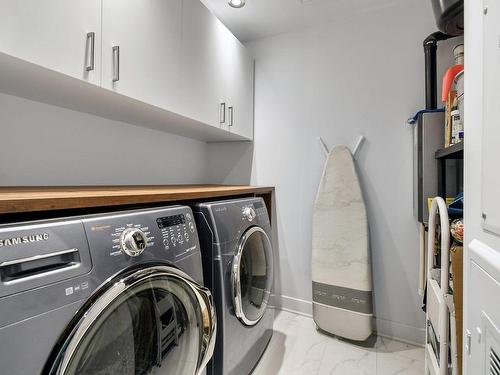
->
[269,294,312,317]
[375,318,425,347]
[269,294,425,346]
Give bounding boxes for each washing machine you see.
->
[0,205,216,375]
[193,197,274,375]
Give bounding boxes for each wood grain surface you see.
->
[0,185,274,214]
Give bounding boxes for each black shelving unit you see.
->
[436,142,464,198]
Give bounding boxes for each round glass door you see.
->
[46,265,216,375]
[232,226,273,326]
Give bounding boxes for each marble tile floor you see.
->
[252,310,425,375]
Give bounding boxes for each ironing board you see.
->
[312,144,373,341]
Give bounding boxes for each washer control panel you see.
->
[157,212,196,257]
[85,206,199,262]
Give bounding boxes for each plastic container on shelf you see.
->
[442,44,464,103]
[455,70,464,126]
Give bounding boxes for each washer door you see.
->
[232,226,273,326]
[46,265,216,375]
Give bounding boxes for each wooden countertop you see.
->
[0,185,274,214]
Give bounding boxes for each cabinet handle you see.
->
[219,102,226,124]
[86,32,95,72]
[228,106,233,127]
[465,329,472,355]
[112,45,120,82]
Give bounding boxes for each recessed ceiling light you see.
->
[228,0,245,8]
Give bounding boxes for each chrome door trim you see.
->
[231,226,273,326]
[53,265,216,375]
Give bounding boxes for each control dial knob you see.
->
[242,207,256,222]
[120,228,148,257]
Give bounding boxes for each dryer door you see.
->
[232,226,274,326]
[45,265,216,375]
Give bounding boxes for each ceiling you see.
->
[201,0,408,43]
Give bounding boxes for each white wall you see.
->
[207,1,457,344]
[0,93,207,185]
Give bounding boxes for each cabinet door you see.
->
[0,0,101,85]
[181,1,253,138]
[482,0,500,236]
[102,0,182,110]
[467,241,500,374]
[180,0,227,128]
[225,34,254,139]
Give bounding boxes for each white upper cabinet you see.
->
[180,0,226,128]
[0,0,253,141]
[224,32,254,140]
[482,0,500,236]
[0,0,102,85]
[181,0,254,139]
[101,0,183,111]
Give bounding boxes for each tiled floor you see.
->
[252,310,425,375]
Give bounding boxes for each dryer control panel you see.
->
[196,197,271,244]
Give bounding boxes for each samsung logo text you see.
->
[0,233,50,247]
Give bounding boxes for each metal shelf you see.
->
[436,142,464,198]
[435,142,464,160]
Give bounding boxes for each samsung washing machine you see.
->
[0,205,216,375]
[193,197,274,375]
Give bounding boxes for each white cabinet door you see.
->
[181,0,254,139]
[225,34,254,139]
[482,0,500,236]
[0,0,101,85]
[102,0,182,110]
[216,25,254,139]
[467,241,500,374]
[215,25,235,134]
[180,0,226,128]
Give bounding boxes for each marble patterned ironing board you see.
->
[312,144,373,341]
